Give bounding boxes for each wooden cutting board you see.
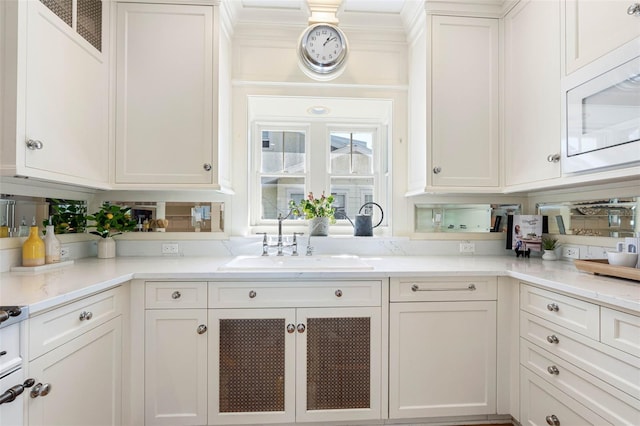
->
[574,259,640,282]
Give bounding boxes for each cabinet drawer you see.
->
[520,284,599,339]
[209,281,381,308]
[520,339,640,425]
[520,367,611,426]
[521,311,640,400]
[29,287,123,360]
[0,323,22,376]
[601,307,640,358]
[390,276,496,302]
[145,281,207,309]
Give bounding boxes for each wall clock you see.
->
[297,23,348,80]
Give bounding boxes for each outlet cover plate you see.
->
[162,243,179,254]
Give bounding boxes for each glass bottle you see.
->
[22,225,45,267]
[17,216,29,237]
[44,218,61,264]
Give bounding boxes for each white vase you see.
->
[97,237,116,259]
[309,217,329,236]
[542,249,557,261]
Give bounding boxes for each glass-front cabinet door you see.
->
[209,307,381,424]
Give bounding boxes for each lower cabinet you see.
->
[388,277,498,419]
[27,317,122,426]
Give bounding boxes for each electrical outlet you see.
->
[162,243,179,254]
[459,242,475,253]
[562,246,580,259]
[60,247,70,258]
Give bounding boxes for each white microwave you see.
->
[563,55,640,174]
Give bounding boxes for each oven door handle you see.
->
[0,378,35,405]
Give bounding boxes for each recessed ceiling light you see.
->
[307,106,330,115]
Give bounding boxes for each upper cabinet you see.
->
[1,0,110,188]
[564,0,640,74]
[114,1,231,190]
[407,14,500,194]
[504,0,561,188]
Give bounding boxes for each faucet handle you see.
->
[256,232,269,256]
[292,232,304,256]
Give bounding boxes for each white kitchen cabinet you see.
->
[564,0,640,74]
[114,2,222,188]
[504,0,562,188]
[27,317,122,426]
[389,277,497,418]
[208,281,382,425]
[1,0,109,188]
[429,15,500,189]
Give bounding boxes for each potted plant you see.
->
[289,192,336,236]
[87,203,137,258]
[541,236,559,261]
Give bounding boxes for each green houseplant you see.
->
[289,192,336,236]
[87,203,137,258]
[42,199,87,234]
[541,236,559,261]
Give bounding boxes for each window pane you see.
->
[261,176,304,220]
[330,132,373,175]
[261,131,306,174]
[330,177,375,220]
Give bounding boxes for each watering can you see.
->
[340,202,384,237]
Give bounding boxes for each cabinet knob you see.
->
[546,303,559,312]
[545,414,560,425]
[433,166,442,174]
[30,383,52,398]
[546,334,559,344]
[197,324,207,335]
[335,289,343,297]
[547,365,560,375]
[627,3,640,15]
[203,163,212,171]
[286,323,296,334]
[547,154,560,163]
[79,311,93,321]
[26,139,43,150]
[297,323,306,333]
[248,290,257,299]
[171,291,181,299]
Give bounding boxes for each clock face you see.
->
[298,23,348,77]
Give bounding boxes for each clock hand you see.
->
[323,36,337,46]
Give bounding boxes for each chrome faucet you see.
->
[259,211,301,256]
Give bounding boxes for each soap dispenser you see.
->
[17,216,29,237]
[22,217,45,267]
[44,217,61,264]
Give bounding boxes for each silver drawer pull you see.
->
[79,311,93,321]
[30,383,51,398]
[335,289,343,297]
[411,283,476,292]
[545,414,560,425]
[249,290,257,299]
[197,324,207,335]
[546,303,559,312]
[171,291,181,299]
[287,324,296,334]
[547,365,560,375]
[297,323,306,333]
[546,335,559,344]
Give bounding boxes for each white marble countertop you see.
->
[1,255,638,314]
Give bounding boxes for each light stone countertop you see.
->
[0,255,638,314]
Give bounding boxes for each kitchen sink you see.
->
[219,255,374,270]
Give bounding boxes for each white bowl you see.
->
[606,251,638,268]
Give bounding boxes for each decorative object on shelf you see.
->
[22,221,45,267]
[43,217,61,264]
[87,203,136,259]
[289,192,335,236]
[541,236,559,261]
[297,22,349,80]
[339,202,384,237]
[506,215,548,258]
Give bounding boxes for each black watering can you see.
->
[340,202,384,236]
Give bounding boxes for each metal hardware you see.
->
[547,365,560,375]
[249,290,257,299]
[197,324,207,335]
[287,324,296,334]
[546,335,560,344]
[26,139,43,150]
[30,383,51,398]
[0,379,35,405]
[292,232,304,256]
[433,166,442,174]
[203,163,212,171]
[628,3,640,15]
[411,283,476,292]
[171,291,181,299]
[256,232,269,256]
[546,303,559,312]
[335,289,343,297]
[79,311,93,321]
[0,351,6,356]
[297,323,306,333]
[547,154,560,163]
[545,414,560,425]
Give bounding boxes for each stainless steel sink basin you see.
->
[219,255,374,271]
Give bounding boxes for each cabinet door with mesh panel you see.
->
[296,307,382,423]
[209,309,296,425]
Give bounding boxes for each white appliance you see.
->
[563,55,640,173]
